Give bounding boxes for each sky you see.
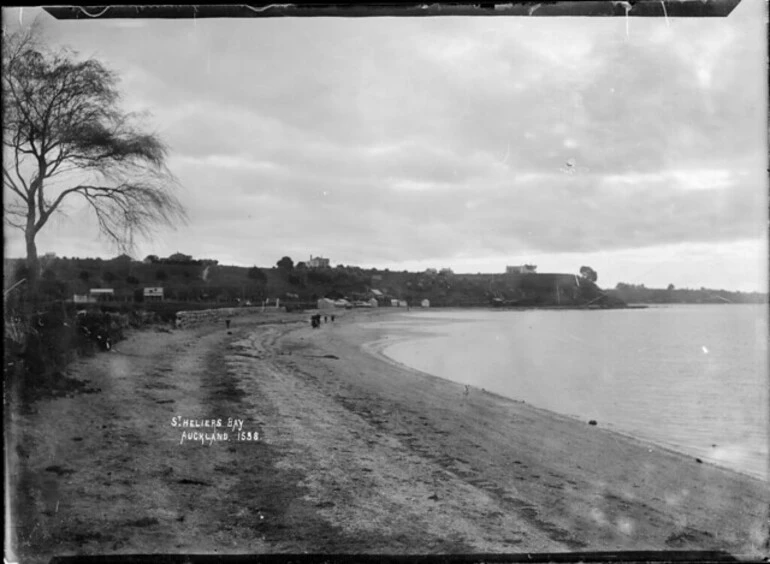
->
[3,2,768,291]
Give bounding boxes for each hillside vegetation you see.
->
[6,255,765,309]
[4,255,625,309]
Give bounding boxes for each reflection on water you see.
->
[371,305,768,480]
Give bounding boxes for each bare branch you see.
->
[3,168,26,199]
[2,22,188,287]
[4,200,27,230]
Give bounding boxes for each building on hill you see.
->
[506,264,537,275]
[307,255,330,268]
[89,288,114,302]
[144,287,164,301]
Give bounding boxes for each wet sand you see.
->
[8,309,769,561]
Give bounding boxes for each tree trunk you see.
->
[25,227,39,296]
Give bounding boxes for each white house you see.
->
[89,288,114,302]
[307,255,330,268]
[144,287,164,301]
[506,264,537,275]
[421,299,430,308]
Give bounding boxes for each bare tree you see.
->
[2,23,186,293]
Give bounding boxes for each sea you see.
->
[365,305,768,481]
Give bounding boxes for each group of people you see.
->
[310,313,335,328]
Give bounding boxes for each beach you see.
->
[8,309,769,561]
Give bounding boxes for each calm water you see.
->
[368,305,768,480]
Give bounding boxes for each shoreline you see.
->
[9,309,769,560]
[273,310,768,552]
[370,336,767,483]
[358,307,768,482]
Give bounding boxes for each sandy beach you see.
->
[8,309,769,562]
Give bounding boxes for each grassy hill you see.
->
[3,255,619,309]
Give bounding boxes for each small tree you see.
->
[2,24,187,295]
[247,266,267,283]
[276,256,294,271]
[102,270,116,283]
[579,266,598,283]
[155,269,167,281]
[168,252,193,262]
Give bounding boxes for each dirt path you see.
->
[11,316,315,562]
[8,312,769,562]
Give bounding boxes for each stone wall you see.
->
[175,306,267,329]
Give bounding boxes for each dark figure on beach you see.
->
[331,315,335,322]
[225,319,231,329]
[311,314,322,328]
[324,315,328,323]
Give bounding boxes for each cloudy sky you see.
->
[3,2,768,291]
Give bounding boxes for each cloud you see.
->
[1,3,766,291]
